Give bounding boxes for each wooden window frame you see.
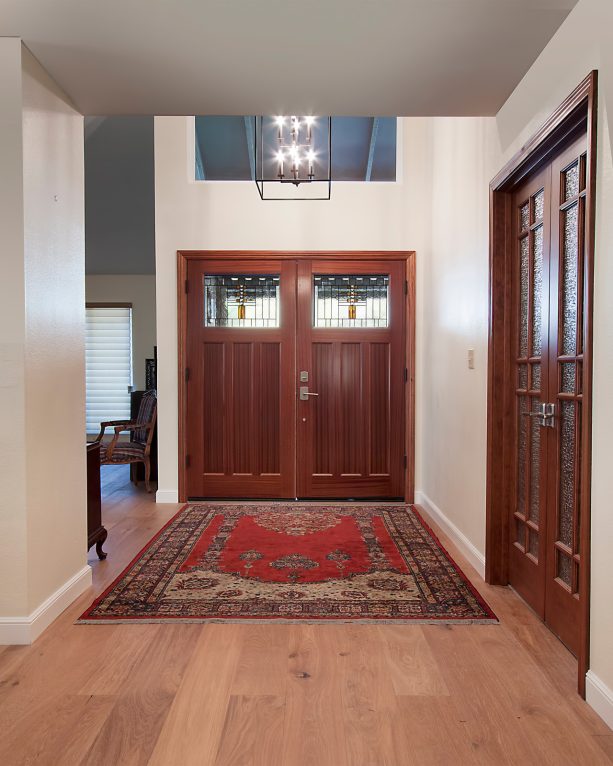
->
[177,250,416,505]
[486,72,597,696]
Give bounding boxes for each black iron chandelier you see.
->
[254,115,332,200]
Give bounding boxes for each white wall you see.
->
[494,0,613,725]
[154,116,434,502]
[418,117,501,571]
[0,41,90,638]
[85,274,157,390]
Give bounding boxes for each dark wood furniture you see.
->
[130,390,158,484]
[93,390,158,492]
[86,442,107,559]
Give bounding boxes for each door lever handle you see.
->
[299,386,319,401]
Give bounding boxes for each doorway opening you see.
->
[486,72,597,696]
[178,252,415,503]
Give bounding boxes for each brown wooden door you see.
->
[185,259,297,498]
[296,260,405,498]
[184,256,406,500]
[510,134,588,655]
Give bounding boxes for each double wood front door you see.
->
[184,256,407,500]
[510,134,588,656]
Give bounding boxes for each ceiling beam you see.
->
[365,117,380,182]
[244,116,255,181]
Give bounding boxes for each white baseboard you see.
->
[156,489,179,503]
[414,490,486,579]
[0,565,92,645]
[586,670,613,731]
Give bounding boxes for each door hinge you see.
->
[185,454,191,468]
[404,367,408,383]
[185,367,190,382]
[185,279,189,294]
[404,455,407,470]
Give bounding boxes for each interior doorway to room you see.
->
[178,252,415,502]
[487,73,597,695]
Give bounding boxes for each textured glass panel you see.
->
[518,364,528,390]
[533,190,544,222]
[565,162,579,200]
[529,410,541,525]
[516,518,525,549]
[559,401,576,547]
[529,530,539,558]
[204,275,280,327]
[531,363,541,391]
[561,362,576,394]
[532,226,543,356]
[562,203,579,355]
[557,552,572,587]
[519,236,529,357]
[313,275,389,328]
[520,203,529,231]
[517,396,528,517]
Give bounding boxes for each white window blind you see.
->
[86,306,133,434]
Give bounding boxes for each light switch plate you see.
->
[468,349,475,370]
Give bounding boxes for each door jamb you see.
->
[486,72,597,696]
[177,250,416,505]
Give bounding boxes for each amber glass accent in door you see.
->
[296,260,405,498]
[510,167,551,616]
[185,259,296,498]
[544,136,588,655]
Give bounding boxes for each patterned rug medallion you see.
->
[79,504,497,624]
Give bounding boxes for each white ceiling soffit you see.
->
[1,0,577,116]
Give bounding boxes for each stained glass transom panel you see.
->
[204,275,280,327]
[313,275,389,328]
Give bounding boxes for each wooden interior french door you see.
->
[510,133,588,655]
[183,255,407,500]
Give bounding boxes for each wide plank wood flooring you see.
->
[0,465,611,765]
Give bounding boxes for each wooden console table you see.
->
[87,442,108,559]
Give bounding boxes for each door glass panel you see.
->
[560,362,575,394]
[529,404,541,527]
[518,364,528,390]
[529,530,538,558]
[313,275,389,328]
[557,551,572,587]
[564,162,579,200]
[204,275,280,327]
[561,203,579,355]
[520,202,529,231]
[532,225,543,355]
[559,400,576,548]
[531,363,540,391]
[516,395,528,518]
[519,236,529,357]
[533,189,544,223]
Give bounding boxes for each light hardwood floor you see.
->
[0,466,611,765]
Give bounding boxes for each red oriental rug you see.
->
[79,504,497,624]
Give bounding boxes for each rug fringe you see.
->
[76,617,499,626]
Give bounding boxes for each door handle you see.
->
[522,403,555,428]
[299,386,319,401]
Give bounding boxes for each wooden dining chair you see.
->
[93,389,157,492]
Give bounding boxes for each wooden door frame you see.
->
[177,250,416,505]
[485,72,597,696]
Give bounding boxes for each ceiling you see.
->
[1,0,577,116]
[196,117,397,181]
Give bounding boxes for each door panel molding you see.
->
[178,250,416,503]
[487,72,597,696]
